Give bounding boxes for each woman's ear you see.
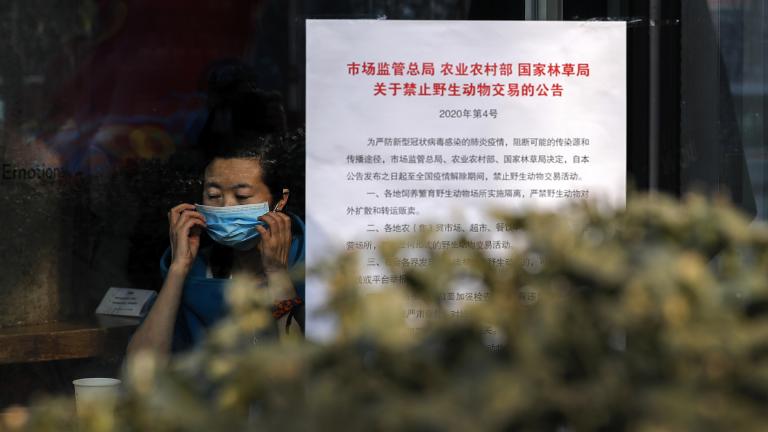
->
[273,188,290,212]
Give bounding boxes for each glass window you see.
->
[693,0,768,218]
[4,0,767,409]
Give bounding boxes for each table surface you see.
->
[0,315,140,364]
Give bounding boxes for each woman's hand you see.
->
[168,203,206,273]
[256,212,292,274]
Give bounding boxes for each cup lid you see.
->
[72,378,121,387]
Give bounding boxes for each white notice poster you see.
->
[306,20,626,340]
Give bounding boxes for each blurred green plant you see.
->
[9,193,768,432]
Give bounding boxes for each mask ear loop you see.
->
[272,188,290,212]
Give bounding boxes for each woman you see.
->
[127,131,305,359]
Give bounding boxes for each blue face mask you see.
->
[195,202,270,251]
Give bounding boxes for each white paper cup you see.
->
[72,378,121,415]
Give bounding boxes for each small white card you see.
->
[95,287,157,318]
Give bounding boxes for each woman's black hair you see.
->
[203,130,305,213]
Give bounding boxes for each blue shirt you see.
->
[153,213,305,352]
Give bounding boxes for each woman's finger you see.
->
[264,213,289,236]
[275,212,291,246]
[178,219,205,256]
[181,218,205,236]
[169,203,196,226]
[270,212,291,245]
[174,210,206,231]
[255,224,270,241]
[272,213,290,264]
[266,211,284,232]
[259,212,275,227]
[259,213,279,236]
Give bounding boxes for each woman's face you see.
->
[202,158,272,207]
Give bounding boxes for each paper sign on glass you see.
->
[305,20,627,340]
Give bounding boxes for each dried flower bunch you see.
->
[12,193,768,432]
